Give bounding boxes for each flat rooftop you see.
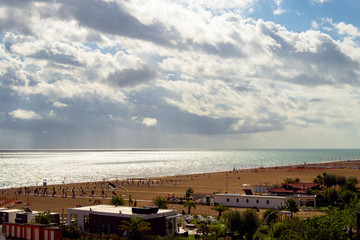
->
[0,209,25,213]
[214,194,290,199]
[67,205,178,219]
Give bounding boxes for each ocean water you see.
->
[0,149,360,189]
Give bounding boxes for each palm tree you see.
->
[185,187,194,201]
[35,213,53,224]
[119,217,151,239]
[211,204,229,220]
[286,198,299,217]
[183,200,196,214]
[154,196,168,209]
[110,195,124,206]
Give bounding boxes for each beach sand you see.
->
[1,160,360,218]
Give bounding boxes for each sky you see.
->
[0,0,360,149]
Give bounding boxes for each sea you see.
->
[1,149,360,189]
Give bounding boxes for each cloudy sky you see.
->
[0,0,360,149]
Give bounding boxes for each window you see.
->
[267,200,270,204]
[227,198,229,202]
[246,199,249,203]
[236,198,239,203]
[256,199,259,204]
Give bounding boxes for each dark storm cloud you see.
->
[107,66,156,88]
[0,0,33,8]
[29,49,83,67]
[234,83,258,93]
[0,1,55,36]
[157,107,284,135]
[58,0,180,47]
[189,40,245,58]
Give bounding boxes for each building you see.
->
[214,194,290,209]
[2,222,62,240]
[214,192,317,209]
[0,209,24,224]
[0,207,60,225]
[192,193,214,205]
[267,183,321,197]
[67,205,179,237]
[0,207,62,240]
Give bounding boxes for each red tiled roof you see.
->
[268,188,294,193]
[284,183,320,190]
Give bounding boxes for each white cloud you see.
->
[52,102,68,108]
[0,0,359,148]
[142,118,158,127]
[9,109,41,120]
[311,21,319,29]
[311,0,331,3]
[273,0,285,15]
[334,22,360,38]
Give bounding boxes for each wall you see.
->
[214,194,289,209]
[88,214,169,236]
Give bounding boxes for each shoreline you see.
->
[2,158,360,190]
[0,159,360,216]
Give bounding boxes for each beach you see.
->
[1,160,360,218]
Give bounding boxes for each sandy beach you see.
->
[1,160,360,218]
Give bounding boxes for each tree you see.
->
[224,209,259,240]
[284,177,300,184]
[211,204,229,220]
[259,221,300,240]
[324,173,337,188]
[301,210,349,240]
[274,217,303,240]
[209,224,226,239]
[345,176,358,192]
[336,175,347,188]
[183,200,196,214]
[326,188,339,205]
[61,225,82,239]
[224,210,243,239]
[242,209,259,240]
[341,190,356,204]
[185,187,194,201]
[119,217,151,239]
[110,195,124,206]
[262,208,279,225]
[197,220,210,237]
[313,174,324,185]
[35,213,53,224]
[154,196,168,209]
[286,199,299,217]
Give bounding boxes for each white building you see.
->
[0,207,60,225]
[214,194,290,209]
[67,205,179,236]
